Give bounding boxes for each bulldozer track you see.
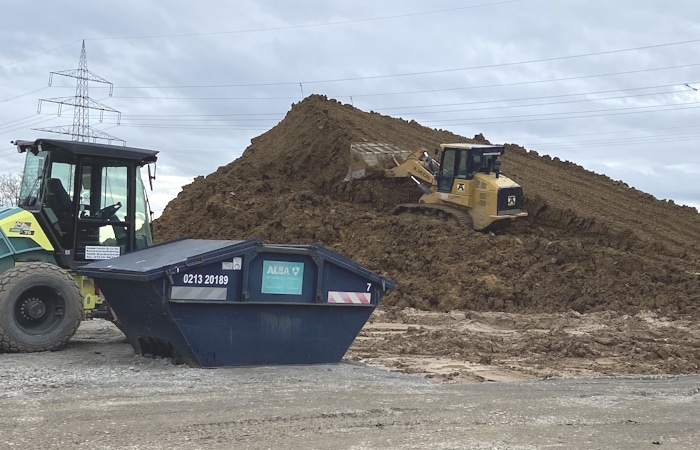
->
[393,203,473,229]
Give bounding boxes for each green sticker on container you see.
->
[261,261,304,295]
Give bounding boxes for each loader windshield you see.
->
[20,148,81,249]
[437,146,505,192]
[472,149,502,175]
[18,150,46,210]
[438,149,458,191]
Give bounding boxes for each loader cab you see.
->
[437,144,505,192]
[14,139,158,270]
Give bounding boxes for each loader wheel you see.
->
[0,263,83,353]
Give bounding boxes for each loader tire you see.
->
[0,263,83,353]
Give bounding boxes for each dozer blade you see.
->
[345,142,412,181]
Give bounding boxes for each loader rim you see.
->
[13,285,66,335]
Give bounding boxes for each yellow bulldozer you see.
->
[345,142,527,230]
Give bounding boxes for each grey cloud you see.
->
[1,0,699,213]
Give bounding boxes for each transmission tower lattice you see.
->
[35,40,124,144]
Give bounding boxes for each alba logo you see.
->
[262,261,305,295]
[266,265,302,276]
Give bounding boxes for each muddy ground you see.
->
[1,320,699,449]
[351,308,700,383]
[2,96,699,447]
[153,95,700,379]
[154,96,700,319]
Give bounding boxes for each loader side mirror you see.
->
[147,164,156,191]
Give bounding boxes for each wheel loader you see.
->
[345,142,527,230]
[0,138,157,352]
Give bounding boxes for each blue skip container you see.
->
[78,238,396,367]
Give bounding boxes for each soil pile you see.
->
[154,95,700,317]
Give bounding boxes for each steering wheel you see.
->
[96,202,122,219]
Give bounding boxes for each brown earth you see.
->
[154,94,700,381]
[348,308,700,382]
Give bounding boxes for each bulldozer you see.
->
[0,138,157,352]
[346,142,527,230]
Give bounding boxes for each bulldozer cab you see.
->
[14,139,158,270]
[436,144,504,192]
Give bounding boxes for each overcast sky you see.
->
[1,0,699,215]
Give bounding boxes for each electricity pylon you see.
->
[35,40,124,144]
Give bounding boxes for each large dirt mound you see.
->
[154,95,700,317]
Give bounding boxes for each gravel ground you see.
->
[1,320,699,449]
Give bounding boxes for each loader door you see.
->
[75,159,130,262]
[438,148,474,192]
[73,159,152,262]
[18,148,79,252]
[437,148,457,192]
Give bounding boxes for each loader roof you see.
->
[13,138,158,165]
[440,143,504,150]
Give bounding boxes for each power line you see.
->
[422,99,700,124]
[86,0,526,41]
[0,114,49,130]
[0,115,62,135]
[99,123,270,130]
[0,87,50,105]
[97,100,700,129]
[505,124,700,141]
[0,40,81,70]
[527,131,700,148]
[345,62,700,98]
[102,83,692,123]
[527,133,700,151]
[428,102,700,126]
[0,1,524,69]
[10,93,699,136]
[374,83,693,113]
[389,89,683,116]
[113,94,301,101]
[114,38,700,89]
[61,93,700,130]
[406,88,687,115]
[125,112,283,118]
[105,63,700,101]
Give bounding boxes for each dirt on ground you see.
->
[3,321,700,450]
[153,94,700,381]
[349,308,700,382]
